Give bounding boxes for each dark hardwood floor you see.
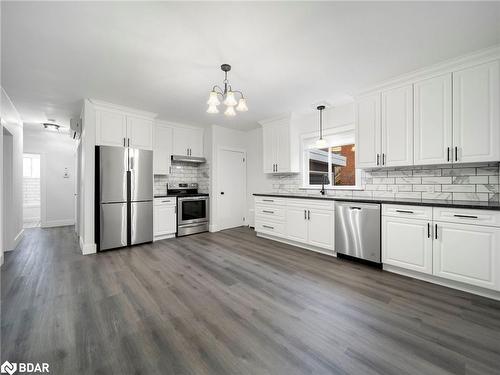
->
[2,226,500,374]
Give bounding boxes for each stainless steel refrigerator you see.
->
[96,146,153,251]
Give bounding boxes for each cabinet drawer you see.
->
[154,198,177,206]
[433,207,500,227]
[287,198,334,211]
[254,196,286,206]
[255,219,285,237]
[255,204,285,220]
[382,204,432,220]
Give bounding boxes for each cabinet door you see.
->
[307,209,334,251]
[355,93,381,168]
[262,125,275,173]
[189,128,204,157]
[275,123,290,173]
[382,216,433,274]
[96,109,127,147]
[433,222,500,291]
[286,207,308,243]
[453,61,500,163]
[127,116,153,150]
[381,85,414,167]
[172,127,191,156]
[154,204,177,236]
[414,74,453,165]
[153,125,173,175]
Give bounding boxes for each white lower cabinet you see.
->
[433,221,500,291]
[285,207,308,243]
[285,205,334,252]
[154,199,177,240]
[383,204,500,294]
[308,209,335,250]
[382,216,433,274]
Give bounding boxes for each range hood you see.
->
[171,155,207,163]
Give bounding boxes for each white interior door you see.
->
[217,149,246,231]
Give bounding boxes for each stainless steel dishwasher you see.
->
[334,201,381,264]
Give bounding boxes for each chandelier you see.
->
[206,64,248,116]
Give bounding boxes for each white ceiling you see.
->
[2,2,500,131]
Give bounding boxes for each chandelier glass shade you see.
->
[207,64,248,117]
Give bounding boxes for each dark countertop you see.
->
[154,194,209,198]
[253,193,500,211]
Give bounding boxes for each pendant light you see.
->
[207,64,248,117]
[315,105,327,148]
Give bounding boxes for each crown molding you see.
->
[88,98,158,119]
[355,44,500,97]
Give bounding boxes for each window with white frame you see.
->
[302,126,360,188]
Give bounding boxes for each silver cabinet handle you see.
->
[123,137,126,147]
[382,153,386,165]
[263,225,274,229]
[276,164,278,172]
[304,210,307,219]
[435,224,438,239]
[262,210,274,214]
[128,138,130,147]
[396,210,414,214]
[161,200,172,203]
[262,199,274,202]
[376,154,380,166]
[307,210,310,220]
[455,146,458,162]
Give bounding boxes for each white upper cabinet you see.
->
[94,102,155,150]
[453,61,500,163]
[96,109,127,147]
[355,93,381,168]
[153,124,173,175]
[381,84,414,167]
[261,115,298,174]
[126,116,153,150]
[262,125,274,173]
[414,74,453,165]
[172,127,203,157]
[355,56,500,169]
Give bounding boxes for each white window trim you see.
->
[299,124,363,190]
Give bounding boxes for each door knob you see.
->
[220,192,225,195]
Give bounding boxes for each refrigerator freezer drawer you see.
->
[131,201,153,245]
[100,202,127,250]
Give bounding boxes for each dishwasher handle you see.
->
[350,206,362,210]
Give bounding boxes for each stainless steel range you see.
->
[167,183,209,237]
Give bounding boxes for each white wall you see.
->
[245,127,273,227]
[1,87,24,259]
[23,128,76,227]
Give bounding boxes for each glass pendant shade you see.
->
[224,105,236,117]
[236,98,248,112]
[223,91,237,106]
[207,91,221,106]
[315,138,328,148]
[207,104,219,114]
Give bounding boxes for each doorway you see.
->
[217,148,246,231]
[22,153,41,228]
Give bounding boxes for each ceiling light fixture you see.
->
[315,105,328,148]
[42,122,61,132]
[207,64,247,117]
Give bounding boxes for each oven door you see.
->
[178,197,209,225]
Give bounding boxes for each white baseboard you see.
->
[209,224,219,232]
[42,219,75,228]
[256,232,336,258]
[6,229,25,251]
[383,264,500,301]
[79,236,96,255]
[153,233,176,241]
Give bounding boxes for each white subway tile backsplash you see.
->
[266,162,499,203]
